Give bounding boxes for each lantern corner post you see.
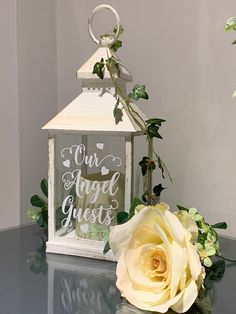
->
[125,135,134,213]
[48,135,56,242]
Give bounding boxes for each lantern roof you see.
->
[42,90,147,134]
[76,47,132,82]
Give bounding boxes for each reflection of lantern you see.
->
[42,5,146,260]
[47,254,121,313]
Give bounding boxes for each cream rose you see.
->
[109,203,204,313]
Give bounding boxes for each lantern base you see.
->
[46,240,116,261]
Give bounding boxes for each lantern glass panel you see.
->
[54,134,125,241]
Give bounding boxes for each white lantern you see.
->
[42,5,147,260]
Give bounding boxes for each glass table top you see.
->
[0,224,235,314]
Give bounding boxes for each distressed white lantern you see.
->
[42,5,146,260]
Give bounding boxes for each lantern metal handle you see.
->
[88,4,120,47]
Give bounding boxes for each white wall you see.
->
[0,0,20,229]
[17,0,58,225]
[0,0,58,229]
[56,0,236,238]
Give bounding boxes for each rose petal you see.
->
[125,286,169,307]
[126,289,185,313]
[124,245,167,291]
[180,247,188,291]
[127,225,162,249]
[175,211,198,243]
[162,210,185,244]
[154,224,172,252]
[109,207,158,259]
[116,253,132,295]
[170,241,183,298]
[186,240,201,280]
[171,279,198,313]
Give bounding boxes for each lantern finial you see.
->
[88,4,120,47]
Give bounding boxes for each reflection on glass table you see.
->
[0,225,236,313]
[47,254,121,314]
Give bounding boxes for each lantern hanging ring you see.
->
[88,4,120,47]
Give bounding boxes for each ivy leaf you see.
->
[146,118,166,126]
[106,57,120,77]
[128,84,149,101]
[176,205,189,212]
[146,118,165,139]
[117,211,129,225]
[92,58,105,79]
[111,39,122,52]
[103,241,111,255]
[211,222,227,229]
[225,17,236,32]
[206,259,225,281]
[139,157,155,176]
[129,197,143,219]
[142,191,148,203]
[147,124,163,139]
[113,98,123,124]
[40,179,48,198]
[113,108,123,124]
[30,195,47,209]
[113,25,124,36]
[153,184,166,197]
[139,156,149,176]
[157,156,165,179]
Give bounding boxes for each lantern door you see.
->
[47,133,130,259]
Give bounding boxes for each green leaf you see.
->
[113,25,124,36]
[146,118,166,125]
[147,124,163,139]
[204,257,213,267]
[176,205,189,212]
[153,184,166,197]
[103,241,111,255]
[117,211,129,225]
[30,195,47,208]
[113,99,123,124]
[111,39,122,52]
[36,210,48,228]
[106,57,120,77]
[157,156,165,179]
[40,179,48,198]
[232,40,236,45]
[27,207,41,222]
[128,84,149,101]
[92,58,105,79]
[139,156,149,176]
[206,259,225,281]
[225,17,236,32]
[139,157,155,176]
[211,222,227,229]
[129,197,143,219]
[113,108,123,124]
[142,191,148,203]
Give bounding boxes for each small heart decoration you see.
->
[80,223,89,234]
[96,143,104,150]
[63,159,70,168]
[101,166,109,176]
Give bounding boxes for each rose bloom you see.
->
[109,203,204,313]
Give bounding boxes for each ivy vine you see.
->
[92,26,173,204]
